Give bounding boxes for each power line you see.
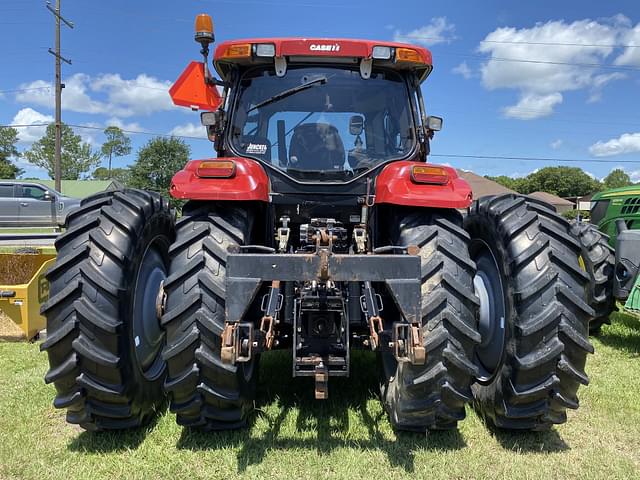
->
[431,153,640,164]
[1,81,170,94]
[65,123,207,140]
[400,34,640,49]
[2,123,638,165]
[479,39,640,49]
[0,123,206,141]
[0,87,51,94]
[438,51,640,72]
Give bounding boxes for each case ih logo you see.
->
[310,43,341,52]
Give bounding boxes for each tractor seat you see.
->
[288,123,345,171]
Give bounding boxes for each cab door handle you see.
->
[20,202,29,206]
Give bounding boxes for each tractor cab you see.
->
[169,17,469,243]
[169,18,448,192]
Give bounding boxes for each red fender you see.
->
[170,157,270,202]
[375,161,472,209]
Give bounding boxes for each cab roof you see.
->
[213,38,433,82]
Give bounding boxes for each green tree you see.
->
[23,123,101,180]
[93,166,131,184]
[603,168,632,190]
[0,126,23,178]
[485,175,532,193]
[101,126,132,177]
[129,137,190,202]
[525,166,601,197]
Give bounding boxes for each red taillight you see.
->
[411,165,449,185]
[196,160,236,178]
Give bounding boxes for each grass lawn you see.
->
[0,312,639,480]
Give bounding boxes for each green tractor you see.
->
[590,185,640,247]
[572,185,640,334]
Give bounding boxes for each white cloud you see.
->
[393,17,456,46]
[478,17,635,118]
[550,139,563,149]
[589,132,640,157]
[16,74,108,114]
[11,108,53,144]
[628,169,640,183]
[615,23,640,66]
[74,122,102,146]
[508,168,539,178]
[588,72,626,102]
[503,92,563,119]
[91,74,173,117]
[14,80,52,107]
[105,117,142,132]
[452,62,472,79]
[15,73,173,117]
[169,123,207,139]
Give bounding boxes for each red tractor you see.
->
[41,14,594,432]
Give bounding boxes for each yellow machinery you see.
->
[0,252,55,340]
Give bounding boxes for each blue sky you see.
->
[2,0,640,180]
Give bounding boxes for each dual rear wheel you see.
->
[42,190,594,432]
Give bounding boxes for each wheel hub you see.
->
[472,241,506,384]
[133,242,167,380]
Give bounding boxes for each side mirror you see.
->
[43,191,53,201]
[349,115,364,136]
[426,116,443,132]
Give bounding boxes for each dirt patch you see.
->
[0,310,25,340]
[0,252,46,285]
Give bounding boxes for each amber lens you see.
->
[196,160,236,178]
[411,165,449,184]
[396,48,422,63]
[222,44,252,59]
[194,14,213,34]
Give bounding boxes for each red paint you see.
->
[169,61,223,111]
[213,37,432,64]
[375,161,472,209]
[170,157,270,202]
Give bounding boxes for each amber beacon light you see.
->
[194,13,214,45]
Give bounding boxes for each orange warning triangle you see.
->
[169,61,222,111]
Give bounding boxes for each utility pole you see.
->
[47,1,73,192]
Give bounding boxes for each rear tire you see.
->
[162,203,258,430]
[465,195,594,430]
[569,221,616,335]
[41,189,174,431]
[380,210,480,431]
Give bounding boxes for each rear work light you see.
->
[196,160,236,178]
[372,46,392,59]
[411,165,449,185]
[221,43,251,59]
[255,43,276,57]
[396,47,423,63]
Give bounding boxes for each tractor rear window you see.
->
[229,66,416,182]
[590,199,610,226]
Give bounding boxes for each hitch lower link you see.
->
[221,281,281,365]
[368,316,425,365]
[363,281,425,366]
